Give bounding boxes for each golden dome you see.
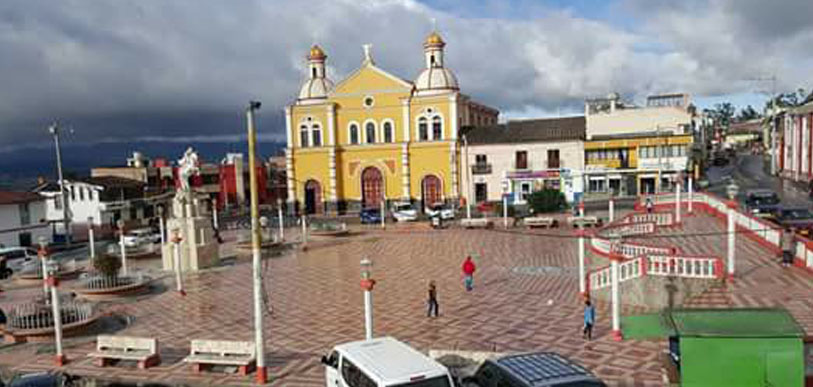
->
[308,45,326,60]
[424,32,445,47]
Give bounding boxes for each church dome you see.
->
[298,77,334,101]
[308,45,326,61]
[414,67,458,92]
[424,32,445,48]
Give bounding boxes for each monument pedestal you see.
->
[162,194,219,272]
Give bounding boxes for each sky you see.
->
[1,0,812,155]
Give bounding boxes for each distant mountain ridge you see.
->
[0,140,285,190]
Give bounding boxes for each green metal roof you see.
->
[670,308,804,338]
[622,308,805,340]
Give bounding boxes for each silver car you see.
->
[0,247,39,277]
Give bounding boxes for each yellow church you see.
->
[284,32,499,214]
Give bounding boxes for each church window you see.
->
[432,116,442,140]
[350,124,359,145]
[383,122,393,143]
[312,68,317,78]
[430,55,435,66]
[418,117,428,141]
[366,122,376,144]
[300,124,309,147]
[364,96,374,107]
[311,124,322,147]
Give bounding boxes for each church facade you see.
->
[284,32,499,214]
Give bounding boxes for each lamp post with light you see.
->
[87,217,95,263]
[157,206,166,262]
[171,228,185,296]
[39,236,66,366]
[117,219,127,276]
[610,234,623,341]
[726,182,739,282]
[360,258,375,340]
[49,124,71,247]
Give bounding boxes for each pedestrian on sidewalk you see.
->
[645,197,654,213]
[583,299,595,340]
[781,227,796,267]
[462,256,476,291]
[427,281,439,318]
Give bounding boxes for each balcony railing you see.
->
[471,163,492,174]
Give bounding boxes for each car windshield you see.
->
[782,209,812,220]
[395,205,412,211]
[389,376,451,387]
[749,193,778,204]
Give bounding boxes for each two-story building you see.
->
[584,93,695,196]
[284,32,499,214]
[462,116,586,205]
[779,99,813,184]
[0,191,49,247]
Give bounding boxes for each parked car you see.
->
[426,203,455,220]
[0,246,38,278]
[391,202,418,222]
[321,337,455,387]
[458,352,605,387]
[772,207,813,236]
[712,153,729,166]
[744,189,781,218]
[122,228,160,247]
[360,208,383,224]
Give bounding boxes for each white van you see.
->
[322,337,454,387]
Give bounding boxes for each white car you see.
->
[391,202,418,222]
[426,203,455,220]
[122,228,160,247]
[0,246,39,277]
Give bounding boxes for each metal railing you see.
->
[78,273,145,289]
[471,163,492,175]
[7,301,94,330]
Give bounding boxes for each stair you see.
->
[682,280,732,308]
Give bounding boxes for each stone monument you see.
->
[161,147,219,271]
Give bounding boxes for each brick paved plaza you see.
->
[0,211,811,386]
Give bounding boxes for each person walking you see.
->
[583,300,595,340]
[427,281,439,318]
[781,227,796,267]
[645,197,654,214]
[462,256,476,291]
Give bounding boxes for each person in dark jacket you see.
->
[427,281,439,318]
[781,227,796,267]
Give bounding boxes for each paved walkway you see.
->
[0,211,810,386]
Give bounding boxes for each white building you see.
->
[0,191,49,247]
[462,116,586,204]
[779,100,813,183]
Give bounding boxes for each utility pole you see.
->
[246,101,267,384]
[463,135,472,219]
[49,124,71,247]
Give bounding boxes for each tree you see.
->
[708,102,736,129]
[93,254,121,278]
[766,88,809,110]
[527,189,566,214]
[736,105,761,122]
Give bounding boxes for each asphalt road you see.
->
[705,152,813,210]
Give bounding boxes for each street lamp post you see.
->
[117,219,128,276]
[49,124,71,247]
[577,228,586,295]
[675,174,682,224]
[380,199,386,230]
[260,216,269,244]
[301,213,308,245]
[171,229,185,296]
[157,206,166,263]
[688,176,694,213]
[726,183,739,282]
[277,199,284,242]
[608,195,615,223]
[245,101,267,384]
[502,179,509,229]
[39,237,66,366]
[87,217,95,263]
[360,258,375,340]
[212,198,219,230]
[610,234,623,342]
[463,135,472,220]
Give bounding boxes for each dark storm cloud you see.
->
[1,0,812,152]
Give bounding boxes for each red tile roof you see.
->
[0,191,43,205]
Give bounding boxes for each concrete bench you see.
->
[87,335,160,369]
[183,339,256,376]
[460,218,493,229]
[522,217,558,228]
[567,216,601,228]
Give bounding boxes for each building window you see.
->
[519,182,532,201]
[363,96,374,107]
[475,154,487,164]
[70,186,75,201]
[365,122,376,144]
[79,187,85,201]
[19,203,30,225]
[349,124,359,144]
[547,149,560,169]
[299,124,309,147]
[311,124,322,147]
[515,151,528,170]
[383,122,393,143]
[588,179,607,193]
[418,117,428,141]
[475,183,488,203]
[432,116,442,140]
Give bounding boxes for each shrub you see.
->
[528,189,566,214]
[93,254,121,278]
[493,201,517,217]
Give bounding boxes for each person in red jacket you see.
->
[462,256,476,291]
